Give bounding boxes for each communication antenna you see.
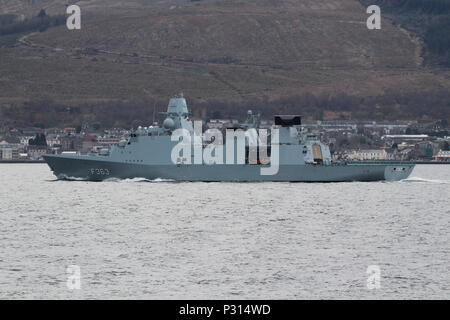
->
[152,100,157,125]
[143,88,158,125]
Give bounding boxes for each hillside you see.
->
[360,0,450,66]
[0,0,449,126]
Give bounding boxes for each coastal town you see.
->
[0,118,449,163]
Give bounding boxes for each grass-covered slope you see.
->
[0,0,449,126]
[360,0,450,66]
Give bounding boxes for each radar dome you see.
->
[163,118,175,130]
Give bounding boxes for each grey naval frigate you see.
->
[44,94,415,182]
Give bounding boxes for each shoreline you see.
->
[414,161,450,165]
[0,160,449,165]
[0,160,45,163]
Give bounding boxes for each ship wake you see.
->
[401,177,450,184]
[52,175,175,182]
[104,177,176,183]
[56,174,89,181]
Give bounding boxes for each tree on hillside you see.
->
[37,9,47,18]
[441,141,450,151]
[29,133,47,146]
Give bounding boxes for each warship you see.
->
[43,94,415,182]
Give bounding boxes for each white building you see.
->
[382,134,429,142]
[27,146,49,160]
[0,148,13,160]
[433,150,450,161]
[46,135,62,147]
[19,136,34,146]
[0,140,22,159]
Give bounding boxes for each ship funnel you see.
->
[274,115,302,127]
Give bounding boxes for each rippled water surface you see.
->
[0,164,449,299]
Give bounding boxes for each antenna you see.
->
[142,88,158,125]
[152,100,157,125]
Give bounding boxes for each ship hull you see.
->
[43,155,415,182]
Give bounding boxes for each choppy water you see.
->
[0,164,449,299]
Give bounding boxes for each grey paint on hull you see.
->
[43,155,415,182]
